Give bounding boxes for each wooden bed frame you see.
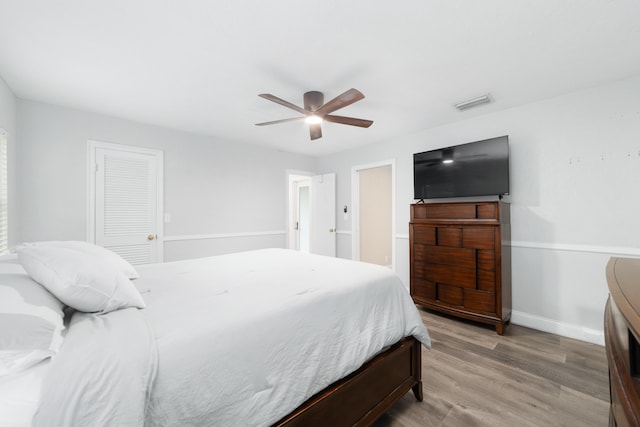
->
[274,336,423,426]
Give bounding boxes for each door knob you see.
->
[147,234,155,241]
[329,228,336,233]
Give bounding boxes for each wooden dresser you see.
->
[605,257,640,426]
[409,201,511,334]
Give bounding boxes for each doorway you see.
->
[286,171,336,257]
[288,175,311,252]
[351,160,395,269]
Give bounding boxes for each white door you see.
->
[89,141,163,265]
[310,173,336,257]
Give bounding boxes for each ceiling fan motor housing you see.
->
[304,91,324,112]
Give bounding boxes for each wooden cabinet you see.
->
[605,257,640,426]
[409,201,511,334]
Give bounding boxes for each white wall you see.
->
[317,75,640,345]
[16,100,316,260]
[0,76,18,247]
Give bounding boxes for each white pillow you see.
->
[0,255,65,377]
[20,241,139,279]
[17,246,145,314]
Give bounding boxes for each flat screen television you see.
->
[413,135,509,200]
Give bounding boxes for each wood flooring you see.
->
[373,308,609,427]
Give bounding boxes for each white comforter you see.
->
[35,249,430,426]
[32,308,156,426]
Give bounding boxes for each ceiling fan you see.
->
[255,88,373,140]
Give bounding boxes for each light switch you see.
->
[164,213,172,223]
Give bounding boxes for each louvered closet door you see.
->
[95,148,159,264]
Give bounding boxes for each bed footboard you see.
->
[274,336,423,427]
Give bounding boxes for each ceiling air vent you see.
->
[454,94,492,111]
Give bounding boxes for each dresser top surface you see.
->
[607,257,640,336]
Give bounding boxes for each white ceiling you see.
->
[1,1,639,157]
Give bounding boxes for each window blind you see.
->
[0,130,7,254]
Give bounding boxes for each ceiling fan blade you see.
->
[309,123,322,140]
[324,115,373,128]
[258,94,308,115]
[315,88,365,116]
[255,117,304,126]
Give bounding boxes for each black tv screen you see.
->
[413,136,509,199]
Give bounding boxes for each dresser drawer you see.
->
[424,246,475,269]
[411,202,500,221]
[425,264,476,289]
[477,249,496,271]
[462,228,495,249]
[477,269,496,291]
[437,283,463,306]
[413,244,427,262]
[437,227,462,247]
[412,279,436,300]
[476,203,497,219]
[463,289,496,313]
[412,225,435,245]
[413,261,426,279]
[423,204,476,219]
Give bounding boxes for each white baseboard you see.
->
[511,310,604,346]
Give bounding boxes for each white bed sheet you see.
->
[135,248,431,426]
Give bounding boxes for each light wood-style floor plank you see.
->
[373,309,609,427]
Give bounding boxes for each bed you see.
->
[1,244,431,426]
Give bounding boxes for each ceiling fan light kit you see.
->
[256,88,373,141]
[305,115,323,125]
